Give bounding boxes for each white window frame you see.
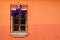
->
[10,4,28,37]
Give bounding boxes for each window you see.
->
[10,4,28,37]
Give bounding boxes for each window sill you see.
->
[11,32,28,37]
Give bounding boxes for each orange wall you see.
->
[0,0,60,40]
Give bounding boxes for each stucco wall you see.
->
[0,0,60,40]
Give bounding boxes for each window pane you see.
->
[20,10,27,18]
[14,12,19,18]
[14,25,19,31]
[20,26,25,31]
[14,19,19,24]
[20,19,26,24]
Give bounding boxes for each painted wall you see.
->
[0,0,60,40]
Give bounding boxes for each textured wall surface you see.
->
[0,0,60,40]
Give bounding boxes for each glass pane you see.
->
[14,19,19,24]
[14,25,19,31]
[13,12,19,18]
[20,26,25,31]
[20,19,26,24]
[20,10,27,18]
